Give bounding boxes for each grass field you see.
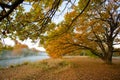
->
[0,56,120,80]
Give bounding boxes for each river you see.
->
[0,54,50,68]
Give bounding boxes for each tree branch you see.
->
[69,0,90,27]
[0,0,24,21]
[0,2,11,8]
[62,41,104,58]
[91,26,107,55]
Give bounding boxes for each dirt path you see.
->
[68,56,120,80]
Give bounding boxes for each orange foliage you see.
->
[45,33,79,58]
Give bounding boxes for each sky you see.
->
[52,0,79,24]
[2,38,45,51]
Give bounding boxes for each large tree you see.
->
[44,0,120,64]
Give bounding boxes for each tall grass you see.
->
[30,59,73,71]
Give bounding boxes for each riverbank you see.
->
[0,56,120,80]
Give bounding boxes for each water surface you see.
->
[0,55,50,67]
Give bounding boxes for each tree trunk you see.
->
[104,55,112,64]
[104,48,113,64]
[104,36,113,64]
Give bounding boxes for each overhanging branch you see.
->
[0,2,11,8]
[0,0,24,21]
